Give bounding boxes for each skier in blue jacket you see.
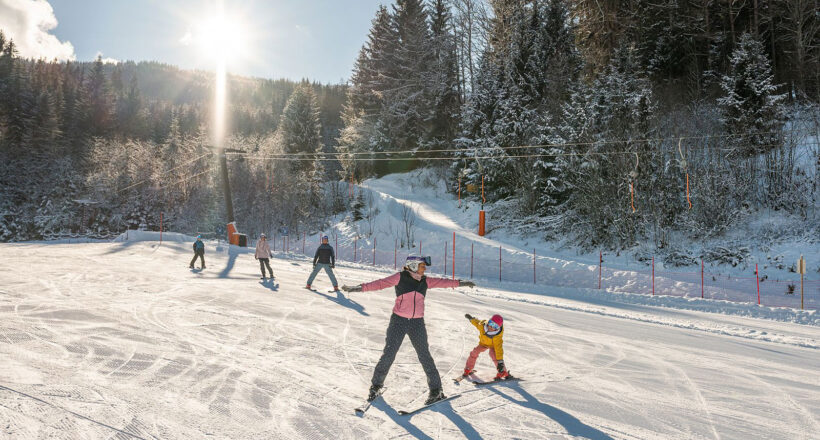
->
[189,235,205,269]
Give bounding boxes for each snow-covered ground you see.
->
[324,170,819,312]
[1,236,818,439]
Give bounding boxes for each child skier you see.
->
[343,255,476,405]
[306,235,338,291]
[255,233,274,279]
[189,235,205,269]
[461,313,510,380]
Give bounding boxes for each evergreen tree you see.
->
[2,41,35,150]
[278,81,324,216]
[458,1,579,211]
[428,0,461,151]
[718,33,786,157]
[86,55,113,136]
[559,44,656,248]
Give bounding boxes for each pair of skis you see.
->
[304,286,342,294]
[355,374,522,416]
[355,388,460,416]
[453,372,523,386]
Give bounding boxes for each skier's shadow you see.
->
[259,280,279,291]
[371,399,466,440]
[486,384,614,439]
[431,400,483,439]
[218,246,244,278]
[309,289,369,316]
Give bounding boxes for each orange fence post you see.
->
[701,259,704,298]
[598,251,602,289]
[452,232,456,280]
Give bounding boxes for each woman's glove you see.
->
[458,280,476,288]
[496,360,505,373]
[465,313,475,320]
[342,285,362,292]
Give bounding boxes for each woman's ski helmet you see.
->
[404,255,432,272]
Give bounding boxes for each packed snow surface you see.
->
[1,171,818,439]
[0,237,818,439]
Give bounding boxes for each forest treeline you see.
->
[1,0,818,249]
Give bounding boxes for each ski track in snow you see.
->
[0,244,818,437]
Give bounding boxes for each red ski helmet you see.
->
[489,314,503,328]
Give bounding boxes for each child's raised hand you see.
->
[465,313,475,320]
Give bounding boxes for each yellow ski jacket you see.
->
[470,318,504,360]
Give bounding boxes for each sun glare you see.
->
[196,12,247,65]
[183,4,252,149]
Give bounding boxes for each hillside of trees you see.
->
[341,0,818,250]
[2,0,818,251]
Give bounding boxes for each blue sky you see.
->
[41,0,386,83]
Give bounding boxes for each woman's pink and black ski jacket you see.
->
[360,271,459,319]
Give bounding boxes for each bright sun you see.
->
[196,12,246,64]
[181,3,255,148]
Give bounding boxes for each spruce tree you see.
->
[718,33,785,157]
[87,55,113,137]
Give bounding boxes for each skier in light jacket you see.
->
[255,233,274,279]
[343,255,476,405]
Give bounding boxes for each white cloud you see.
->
[0,0,74,60]
[179,28,193,46]
[94,51,118,64]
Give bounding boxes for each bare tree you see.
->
[452,0,490,97]
[401,203,417,249]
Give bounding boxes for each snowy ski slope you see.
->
[1,171,818,439]
[0,235,818,439]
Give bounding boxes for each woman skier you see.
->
[342,255,476,405]
[254,233,274,279]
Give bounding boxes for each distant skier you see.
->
[461,313,510,380]
[306,235,338,291]
[189,235,205,269]
[342,255,476,405]
[255,233,274,279]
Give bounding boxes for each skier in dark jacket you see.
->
[189,235,205,269]
[305,236,338,290]
[343,255,476,405]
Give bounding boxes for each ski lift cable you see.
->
[223,141,805,162]
[115,152,213,193]
[267,130,792,157]
[223,137,815,160]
